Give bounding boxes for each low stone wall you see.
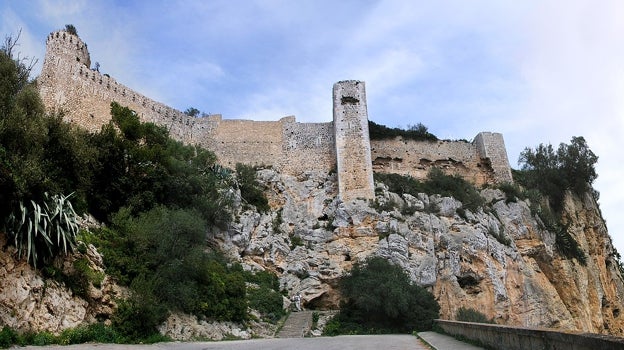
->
[436,319,624,350]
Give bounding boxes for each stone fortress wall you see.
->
[37,29,513,201]
[371,132,513,187]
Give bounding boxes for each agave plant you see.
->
[5,193,79,267]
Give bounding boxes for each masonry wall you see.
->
[371,138,495,186]
[38,30,208,144]
[38,30,512,195]
[474,132,513,183]
[281,121,336,174]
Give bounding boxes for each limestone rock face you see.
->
[0,235,122,334]
[158,313,277,341]
[211,169,624,336]
[2,169,623,338]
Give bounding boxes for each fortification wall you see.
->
[474,132,513,183]
[38,30,209,144]
[281,121,336,174]
[371,132,513,186]
[38,30,337,176]
[37,30,513,197]
[371,138,494,186]
[201,116,285,168]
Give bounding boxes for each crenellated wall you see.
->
[38,30,208,143]
[37,30,513,202]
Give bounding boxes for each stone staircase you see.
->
[276,310,314,338]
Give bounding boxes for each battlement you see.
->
[37,30,513,203]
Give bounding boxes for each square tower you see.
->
[333,81,375,201]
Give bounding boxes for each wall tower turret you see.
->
[41,30,91,75]
[333,80,375,201]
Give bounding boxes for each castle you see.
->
[37,30,513,201]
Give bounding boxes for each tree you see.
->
[184,107,200,117]
[517,137,596,265]
[518,136,598,212]
[64,24,78,36]
[325,256,439,334]
[558,136,598,196]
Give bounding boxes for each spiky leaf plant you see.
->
[5,193,79,267]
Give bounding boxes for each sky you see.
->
[2,0,624,255]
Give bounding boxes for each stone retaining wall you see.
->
[436,319,624,350]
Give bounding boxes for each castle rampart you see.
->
[38,30,207,143]
[38,29,513,203]
[371,134,511,186]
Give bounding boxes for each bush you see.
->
[88,102,231,227]
[517,136,598,213]
[236,163,270,212]
[111,280,169,341]
[325,256,439,335]
[4,192,79,267]
[0,326,18,348]
[244,269,284,322]
[368,121,438,141]
[58,323,121,345]
[248,286,285,322]
[375,168,484,212]
[535,202,587,265]
[498,182,523,204]
[455,307,494,324]
[90,207,250,323]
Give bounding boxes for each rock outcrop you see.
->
[0,235,121,334]
[212,169,624,336]
[2,168,623,337]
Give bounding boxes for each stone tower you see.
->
[39,30,91,97]
[333,80,375,201]
[474,132,514,183]
[38,30,107,131]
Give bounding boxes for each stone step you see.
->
[277,310,314,338]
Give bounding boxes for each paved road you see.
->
[19,335,429,350]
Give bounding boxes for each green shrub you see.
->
[244,269,280,291]
[91,207,250,323]
[28,331,56,346]
[498,182,523,204]
[247,286,285,322]
[0,326,18,348]
[87,102,231,228]
[455,307,494,324]
[325,257,439,335]
[4,192,79,267]
[517,136,598,213]
[58,323,121,345]
[290,234,304,249]
[236,163,270,212]
[368,121,438,141]
[312,312,320,329]
[375,168,484,212]
[56,257,105,299]
[111,278,168,341]
[536,202,587,265]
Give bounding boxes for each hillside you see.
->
[2,167,624,339]
[1,27,624,343]
[216,169,624,334]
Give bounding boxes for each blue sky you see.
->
[3,0,624,255]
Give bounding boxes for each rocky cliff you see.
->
[0,234,121,333]
[214,169,624,336]
[2,169,623,337]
